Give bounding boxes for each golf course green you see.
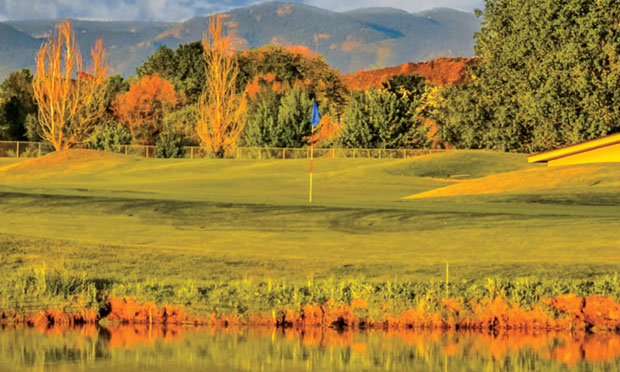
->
[0,149,619,321]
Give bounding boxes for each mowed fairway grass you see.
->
[1,149,620,286]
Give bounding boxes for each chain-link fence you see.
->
[235,147,445,159]
[0,141,53,158]
[0,141,446,160]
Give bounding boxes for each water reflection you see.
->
[0,324,619,372]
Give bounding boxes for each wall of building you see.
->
[548,143,620,166]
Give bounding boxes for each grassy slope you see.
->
[1,150,619,287]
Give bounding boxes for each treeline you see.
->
[2,0,620,155]
[0,39,433,157]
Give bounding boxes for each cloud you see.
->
[0,0,484,21]
[0,0,199,21]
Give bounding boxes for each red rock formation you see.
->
[343,57,477,90]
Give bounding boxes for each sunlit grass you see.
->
[1,149,620,312]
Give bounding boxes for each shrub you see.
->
[155,131,186,158]
[87,120,131,152]
[162,104,199,145]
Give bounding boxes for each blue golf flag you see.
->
[311,100,321,127]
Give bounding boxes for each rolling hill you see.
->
[0,2,480,79]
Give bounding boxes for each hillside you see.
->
[342,57,476,90]
[4,20,173,77]
[0,2,480,79]
[0,23,41,78]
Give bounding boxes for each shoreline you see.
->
[2,294,619,334]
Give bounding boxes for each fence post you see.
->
[237,147,240,160]
[282,148,285,160]
[258,148,261,160]
[146,146,149,159]
[403,149,406,159]
[125,145,128,156]
[16,142,19,159]
[332,149,335,159]
[353,149,356,158]
[190,147,194,160]
[38,142,41,157]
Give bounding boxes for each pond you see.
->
[0,324,619,372]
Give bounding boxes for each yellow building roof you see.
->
[528,132,620,163]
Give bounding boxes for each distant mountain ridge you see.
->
[0,2,480,79]
[0,23,42,78]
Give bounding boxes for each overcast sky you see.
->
[0,0,484,22]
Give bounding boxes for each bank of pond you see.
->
[2,271,620,371]
[1,270,620,333]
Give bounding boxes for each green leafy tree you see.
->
[136,46,176,80]
[103,75,130,117]
[237,46,348,115]
[339,74,428,149]
[242,91,281,147]
[339,88,427,149]
[446,0,620,152]
[137,42,205,101]
[0,69,37,140]
[430,84,490,149]
[273,87,313,148]
[174,42,206,100]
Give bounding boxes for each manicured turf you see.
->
[1,149,619,286]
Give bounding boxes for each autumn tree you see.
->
[32,20,108,150]
[197,15,247,157]
[313,114,340,147]
[113,74,177,145]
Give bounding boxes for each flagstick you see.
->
[309,131,314,203]
[309,100,320,204]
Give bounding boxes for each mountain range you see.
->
[0,2,480,80]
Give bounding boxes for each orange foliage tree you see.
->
[197,15,247,157]
[314,114,341,146]
[113,74,177,145]
[32,20,108,150]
